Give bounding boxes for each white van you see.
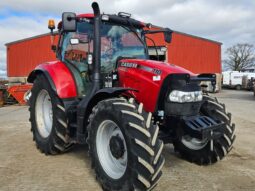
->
[222,71,249,90]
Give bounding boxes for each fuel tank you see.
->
[117,59,194,112]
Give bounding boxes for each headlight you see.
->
[169,90,203,103]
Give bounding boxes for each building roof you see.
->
[174,31,222,45]
[5,32,56,46]
[5,29,222,46]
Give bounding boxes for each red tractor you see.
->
[28,2,236,191]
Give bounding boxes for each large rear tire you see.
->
[87,98,164,191]
[173,94,236,165]
[29,74,72,154]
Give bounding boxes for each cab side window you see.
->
[61,22,93,73]
[61,32,90,72]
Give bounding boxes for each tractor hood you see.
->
[118,58,194,78]
[117,59,196,112]
[117,58,216,113]
[117,58,215,112]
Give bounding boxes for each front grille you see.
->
[164,101,202,116]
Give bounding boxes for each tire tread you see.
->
[87,97,164,191]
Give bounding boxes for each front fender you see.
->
[27,61,77,99]
[76,87,137,143]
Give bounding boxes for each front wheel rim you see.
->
[96,120,128,179]
[35,89,53,138]
[181,135,208,150]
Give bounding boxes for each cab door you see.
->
[60,21,94,97]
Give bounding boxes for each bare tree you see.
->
[224,43,255,71]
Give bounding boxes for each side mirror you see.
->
[62,12,77,32]
[164,28,173,43]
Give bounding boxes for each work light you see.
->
[169,90,203,103]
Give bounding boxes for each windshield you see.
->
[100,23,147,72]
[100,23,147,57]
[62,21,147,73]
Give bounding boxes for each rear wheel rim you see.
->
[35,89,53,138]
[181,135,208,150]
[96,120,127,179]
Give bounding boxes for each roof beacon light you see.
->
[48,19,55,31]
[48,19,56,52]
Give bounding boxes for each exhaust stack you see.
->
[92,2,101,84]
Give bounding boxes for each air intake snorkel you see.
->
[77,2,102,138]
[92,2,101,87]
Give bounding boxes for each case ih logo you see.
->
[120,62,162,75]
[120,62,138,68]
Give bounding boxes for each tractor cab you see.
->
[48,11,173,96]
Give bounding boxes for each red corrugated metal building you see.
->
[6,34,59,78]
[5,31,221,78]
[147,31,221,74]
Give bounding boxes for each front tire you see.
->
[87,98,164,191]
[29,74,72,154]
[173,94,236,165]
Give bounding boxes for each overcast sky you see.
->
[0,0,255,78]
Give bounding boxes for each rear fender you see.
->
[27,61,77,99]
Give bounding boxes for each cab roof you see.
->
[77,13,146,29]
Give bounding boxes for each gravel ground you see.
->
[0,89,254,191]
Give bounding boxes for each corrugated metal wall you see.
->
[146,32,221,74]
[6,31,221,77]
[168,32,221,74]
[6,34,58,77]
